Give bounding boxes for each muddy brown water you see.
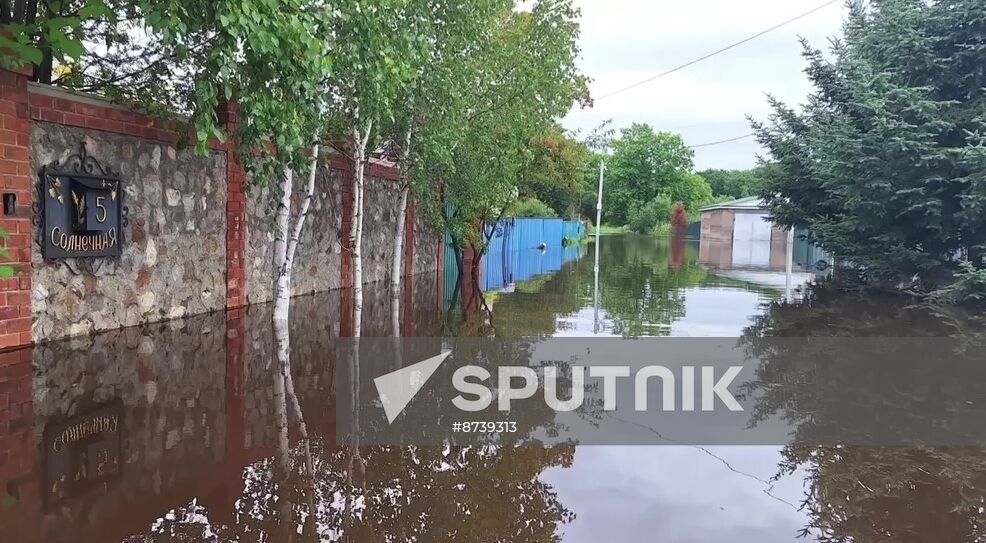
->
[2,234,983,542]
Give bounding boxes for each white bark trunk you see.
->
[272,168,294,322]
[270,146,318,469]
[391,128,412,305]
[350,122,372,338]
[346,121,371,487]
[273,145,319,323]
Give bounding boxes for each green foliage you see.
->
[322,0,429,154]
[423,0,588,258]
[627,194,672,234]
[605,124,693,225]
[519,125,589,219]
[146,0,332,187]
[697,167,767,199]
[0,228,14,280]
[752,0,986,294]
[588,223,625,235]
[667,172,713,214]
[0,0,111,79]
[577,151,605,219]
[506,197,557,218]
[604,123,713,227]
[928,261,986,305]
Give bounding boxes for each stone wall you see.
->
[0,71,443,347]
[360,176,402,284]
[244,168,438,304]
[1,273,447,542]
[29,124,228,341]
[413,205,440,275]
[245,166,345,304]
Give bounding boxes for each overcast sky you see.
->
[562,0,847,170]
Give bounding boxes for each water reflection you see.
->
[740,286,986,542]
[3,234,985,542]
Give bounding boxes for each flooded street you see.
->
[3,234,984,542]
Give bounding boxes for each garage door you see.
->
[731,212,772,267]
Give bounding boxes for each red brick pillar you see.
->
[0,68,34,348]
[219,100,246,309]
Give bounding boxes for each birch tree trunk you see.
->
[271,146,318,468]
[346,123,370,485]
[270,148,319,536]
[271,366,296,541]
[350,122,372,338]
[390,127,412,308]
[273,147,319,382]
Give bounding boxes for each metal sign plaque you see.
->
[39,143,124,259]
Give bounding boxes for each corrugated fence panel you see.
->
[514,218,543,251]
[542,218,564,248]
[793,226,832,270]
[562,220,585,241]
[563,245,582,264]
[441,216,588,298]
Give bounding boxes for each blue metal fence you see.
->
[443,216,587,300]
[480,217,585,255]
[563,220,585,242]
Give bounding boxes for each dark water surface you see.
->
[3,234,984,542]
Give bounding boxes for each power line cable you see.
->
[688,133,755,148]
[594,0,841,101]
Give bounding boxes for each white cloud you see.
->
[563,0,847,169]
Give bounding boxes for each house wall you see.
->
[769,224,790,270]
[699,209,734,266]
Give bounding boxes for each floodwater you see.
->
[3,234,985,542]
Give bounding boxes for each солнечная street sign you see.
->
[39,143,124,259]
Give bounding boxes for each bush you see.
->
[506,197,558,218]
[627,194,673,234]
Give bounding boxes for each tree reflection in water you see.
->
[137,441,574,542]
[741,284,986,542]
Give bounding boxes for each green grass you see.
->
[588,224,625,235]
[652,222,671,237]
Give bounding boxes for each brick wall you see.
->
[0,68,34,349]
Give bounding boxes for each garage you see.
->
[731,211,773,267]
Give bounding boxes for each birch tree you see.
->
[323,0,419,337]
[147,1,332,460]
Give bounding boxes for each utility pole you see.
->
[593,160,605,334]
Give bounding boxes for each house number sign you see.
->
[40,143,124,258]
